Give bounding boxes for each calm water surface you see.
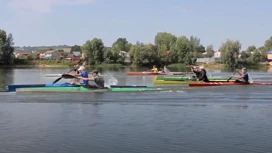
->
[0,67,272,153]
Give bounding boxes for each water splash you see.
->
[103,73,118,88]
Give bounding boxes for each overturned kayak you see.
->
[126,72,192,76]
[188,81,272,87]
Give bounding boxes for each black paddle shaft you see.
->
[52,59,84,84]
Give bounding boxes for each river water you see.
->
[0,67,272,153]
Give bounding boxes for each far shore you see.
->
[0,62,270,69]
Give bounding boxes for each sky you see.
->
[0,0,271,50]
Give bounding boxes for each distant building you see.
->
[15,52,29,59]
[39,50,61,60]
[267,50,272,62]
[72,51,81,57]
[196,57,221,63]
[213,51,221,58]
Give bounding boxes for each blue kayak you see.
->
[8,83,148,92]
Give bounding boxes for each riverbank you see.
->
[0,63,124,68]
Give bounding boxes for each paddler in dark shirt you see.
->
[233,67,249,83]
[81,70,105,89]
[191,66,209,82]
[191,66,201,81]
[198,66,209,82]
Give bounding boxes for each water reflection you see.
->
[0,68,13,91]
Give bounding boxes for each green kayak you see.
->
[155,76,235,81]
[16,86,171,93]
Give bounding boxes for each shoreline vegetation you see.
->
[1,60,269,70]
[1,28,272,70]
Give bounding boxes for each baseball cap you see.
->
[78,66,85,71]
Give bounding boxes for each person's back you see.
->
[198,67,209,82]
[93,75,105,89]
[200,70,209,82]
[241,72,249,83]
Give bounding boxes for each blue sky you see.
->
[0,0,271,50]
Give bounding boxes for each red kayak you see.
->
[189,81,272,87]
[126,72,193,76]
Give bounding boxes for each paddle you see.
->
[227,69,239,82]
[52,59,84,84]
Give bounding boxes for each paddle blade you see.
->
[61,74,76,79]
[53,77,62,84]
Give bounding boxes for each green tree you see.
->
[130,43,158,66]
[111,38,131,63]
[250,50,262,63]
[170,36,193,64]
[240,51,250,59]
[220,39,241,67]
[103,48,114,63]
[154,32,177,56]
[206,45,214,58]
[81,38,104,65]
[246,45,256,53]
[71,45,81,53]
[0,29,15,65]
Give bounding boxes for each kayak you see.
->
[8,83,170,92]
[153,80,234,85]
[189,82,272,87]
[155,76,235,81]
[8,83,80,92]
[15,86,171,93]
[126,72,192,76]
[155,76,191,81]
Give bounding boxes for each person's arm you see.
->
[234,75,243,79]
[70,73,81,77]
[81,77,94,81]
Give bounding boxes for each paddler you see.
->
[70,66,89,86]
[233,67,249,83]
[81,70,105,89]
[161,66,169,73]
[191,66,209,82]
[151,65,158,73]
[199,66,209,82]
[191,65,201,80]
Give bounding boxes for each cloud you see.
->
[7,0,96,13]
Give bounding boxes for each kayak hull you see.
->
[15,86,171,93]
[189,82,272,87]
[126,72,190,76]
[8,83,80,92]
[153,79,235,84]
[155,76,235,81]
[8,83,154,92]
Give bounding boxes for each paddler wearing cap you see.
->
[191,65,209,82]
[81,70,105,89]
[233,67,249,83]
[70,66,89,86]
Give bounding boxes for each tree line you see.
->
[1,28,272,67]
